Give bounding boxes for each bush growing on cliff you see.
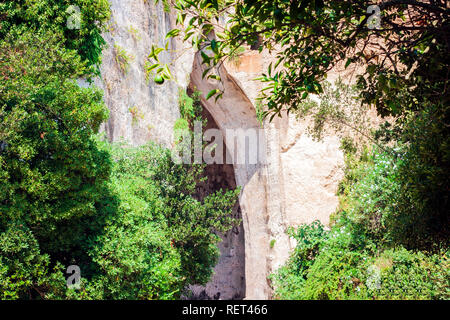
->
[272,219,449,300]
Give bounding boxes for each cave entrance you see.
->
[188,51,272,299]
[188,94,246,300]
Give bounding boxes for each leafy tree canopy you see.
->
[0,0,111,72]
[157,0,449,119]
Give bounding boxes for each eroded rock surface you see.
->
[95,0,193,147]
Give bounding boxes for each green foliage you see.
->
[178,88,203,124]
[0,28,111,245]
[272,73,449,299]
[127,25,141,41]
[269,239,276,249]
[145,44,173,83]
[79,142,239,298]
[174,88,205,146]
[337,108,449,251]
[0,223,66,299]
[293,79,373,147]
[339,148,399,243]
[255,101,265,127]
[129,106,144,125]
[0,0,111,72]
[1,133,239,300]
[269,221,330,299]
[272,220,449,300]
[159,0,449,120]
[0,29,111,299]
[228,46,245,66]
[375,248,449,300]
[387,103,450,249]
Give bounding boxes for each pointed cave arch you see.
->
[188,53,271,300]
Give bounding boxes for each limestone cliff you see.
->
[97,1,344,300]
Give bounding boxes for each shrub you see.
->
[0,29,110,299]
[0,0,111,71]
[114,44,134,74]
[386,103,450,250]
[375,248,449,300]
[272,219,449,300]
[270,221,330,300]
[74,142,240,299]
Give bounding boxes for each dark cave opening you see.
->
[187,99,246,300]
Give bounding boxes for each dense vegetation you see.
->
[0,1,238,299]
[0,0,111,73]
[270,145,449,300]
[1,0,448,300]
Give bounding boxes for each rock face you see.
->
[97,2,344,299]
[94,0,193,147]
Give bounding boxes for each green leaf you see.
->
[201,51,211,64]
[202,67,212,79]
[214,93,223,102]
[206,89,219,100]
[208,74,221,81]
[210,39,219,54]
[146,63,160,72]
[165,29,180,40]
[345,58,352,69]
